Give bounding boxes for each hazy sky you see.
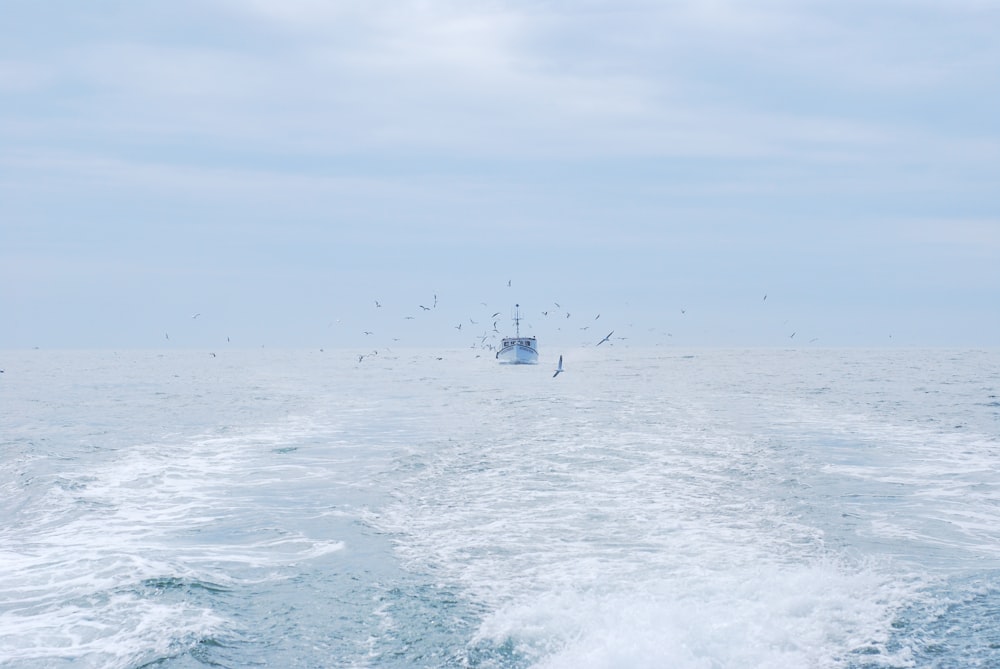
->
[3,0,998,350]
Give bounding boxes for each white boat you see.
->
[496,304,538,364]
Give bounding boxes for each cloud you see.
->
[202,1,1000,163]
[901,218,1000,251]
[3,5,998,260]
[0,59,52,92]
[5,0,995,170]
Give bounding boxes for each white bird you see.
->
[597,330,614,346]
[553,355,564,378]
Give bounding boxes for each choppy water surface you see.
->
[2,348,998,668]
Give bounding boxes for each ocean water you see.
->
[2,347,999,668]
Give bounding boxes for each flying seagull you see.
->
[553,355,564,378]
[597,330,614,346]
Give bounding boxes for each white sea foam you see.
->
[1,352,361,666]
[365,348,998,666]
[475,560,916,669]
[3,348,998,667]
[1,594,226,669]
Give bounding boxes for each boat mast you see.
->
[514,304,521,337]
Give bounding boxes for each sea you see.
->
[2,347,999,668]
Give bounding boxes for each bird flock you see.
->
[155,283,830,364]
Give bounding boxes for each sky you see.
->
[2,0,999,350]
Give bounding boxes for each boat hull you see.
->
[497,343,538,364]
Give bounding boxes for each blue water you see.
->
[2,348,999,668]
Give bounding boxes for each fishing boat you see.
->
[496,304,538,364]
